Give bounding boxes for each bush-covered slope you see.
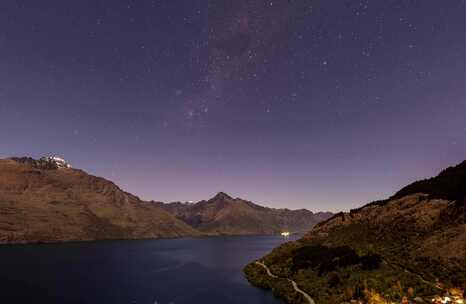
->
[245,160,466,304]
[391,160,466,202]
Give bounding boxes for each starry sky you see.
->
[1,1,465,212]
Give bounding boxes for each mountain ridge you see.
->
[155,192,333,235]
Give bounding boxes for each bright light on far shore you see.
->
[281,231,290,237]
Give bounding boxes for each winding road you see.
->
[255,261,316,304]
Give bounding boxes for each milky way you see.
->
[1,1,465,211]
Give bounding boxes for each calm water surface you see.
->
[0,235,298,304]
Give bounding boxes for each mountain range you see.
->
[155,192,332,235]
[0,157,331,244]
[245,159,466,304]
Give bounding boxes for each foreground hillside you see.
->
[245,160,466,304]
[155,192,332,235]
[0,158,199,244]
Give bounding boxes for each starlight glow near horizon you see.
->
[1,1,465,212]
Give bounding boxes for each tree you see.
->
[328,273,341,288]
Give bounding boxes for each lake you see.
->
[0,235,298,304]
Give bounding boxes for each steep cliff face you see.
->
[245,160,466,304]
[157,192,333,235]
[0,158,199,244]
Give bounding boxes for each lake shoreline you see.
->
[0,233,302,247]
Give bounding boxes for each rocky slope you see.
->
[0,158,200,244]
[155,192,333,235]
[245,160,466,304]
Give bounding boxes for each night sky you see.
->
[1,1,465,212]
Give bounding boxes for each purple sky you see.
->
[1,1,465,212]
